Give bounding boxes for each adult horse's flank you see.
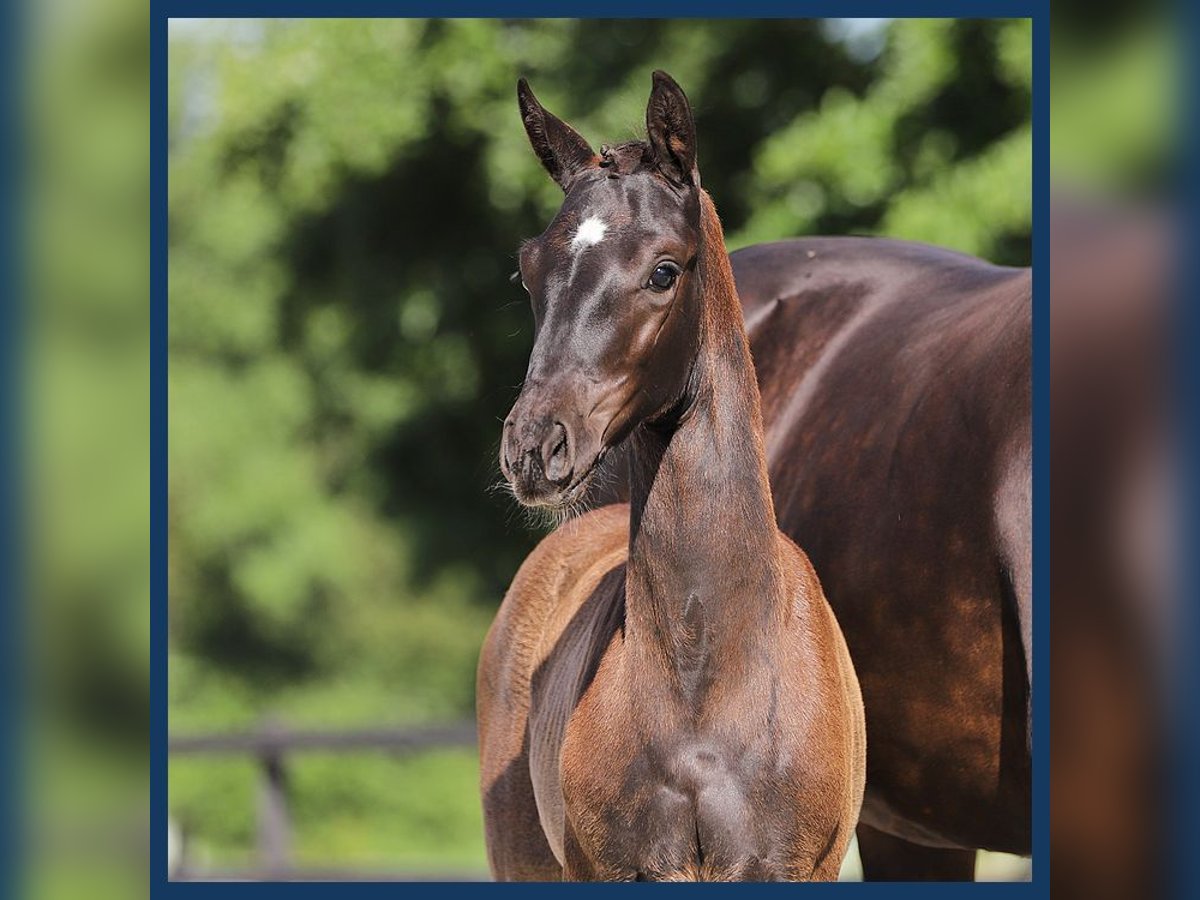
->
[477,72,866,881]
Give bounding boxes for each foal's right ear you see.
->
[517,78,595,191]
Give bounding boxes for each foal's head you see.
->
[501,71,709,508]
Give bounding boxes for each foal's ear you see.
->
[646,70,698,187]
[517,78,595,191]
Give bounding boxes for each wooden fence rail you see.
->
[168,719,481,882]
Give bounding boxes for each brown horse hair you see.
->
[480,73,866,882]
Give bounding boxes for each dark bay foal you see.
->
[476,72,865,882]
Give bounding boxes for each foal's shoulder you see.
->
[505,504,629,613]
[774,529,821,593]
[498,504,629,671]
[773,530,837,631]
[541,504,630,564]
[487,505,629,690]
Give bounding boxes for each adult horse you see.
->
[477,72,866,881]
[731,237,1032,878]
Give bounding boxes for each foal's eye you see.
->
[647,263,680,292]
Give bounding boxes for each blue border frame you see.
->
[151,4,1049,895]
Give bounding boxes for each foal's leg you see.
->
[855,823,976,881]
[478,634,561,880]
[481,749,562,881]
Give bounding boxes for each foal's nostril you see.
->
[542,421,572,486]
[500,419,520,479]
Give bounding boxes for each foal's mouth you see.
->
[516,446,609,512]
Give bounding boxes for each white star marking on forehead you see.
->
[570,216,608,252]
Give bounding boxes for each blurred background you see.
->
[16,1,1189,896]
[1049,3,1180,900]
[165,17,1029,880]
[24,0,147,897]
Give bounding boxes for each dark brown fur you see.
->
[732,238,1031,870]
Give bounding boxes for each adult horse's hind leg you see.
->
[855,824,976,881]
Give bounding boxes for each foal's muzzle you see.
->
[500,408,580,505]
[501,382,611,507]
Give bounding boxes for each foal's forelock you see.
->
[598,141,655,177]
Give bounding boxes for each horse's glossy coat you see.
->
[478,73,866,882]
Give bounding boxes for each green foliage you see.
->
[170,749,487,872]
[1050,19,1173,191]
[168,17,1031,869]
[736,19,1031,257]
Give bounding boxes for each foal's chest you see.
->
[549,649,812,882]
[559,711,800,881]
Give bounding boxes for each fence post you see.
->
[256,719,292,878]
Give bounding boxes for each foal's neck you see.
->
[624,193,788,680]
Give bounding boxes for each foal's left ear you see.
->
[646,70,698,187]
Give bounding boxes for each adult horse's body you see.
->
[732,237,1031,876]
[477,73,866,882]
[594,237,1032,877]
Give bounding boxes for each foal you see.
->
[477,72,865,882]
